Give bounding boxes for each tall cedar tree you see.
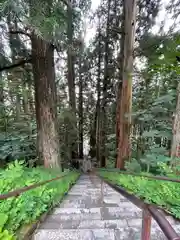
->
[78,37,84,159]
[30,0,61,168]
[67,0,78,159]
[116,0,137,169]
[96,15,102,164]
[100,0,111,167]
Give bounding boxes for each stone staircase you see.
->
[32,175,180,240]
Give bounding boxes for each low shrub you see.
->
[99,168,180,219]
[0,161,79,238]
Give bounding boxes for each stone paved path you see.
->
[32,175,180,240]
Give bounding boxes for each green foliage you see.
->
[125,153,172,175]
[0,134,36,163]
[99,167,180,218]
[58,108,78,164]
[0,161,79,237]
[0,118,36,164]
[0,228,15,240]
[131,33,180,165]
[106,134,116,168]
[140,152,169,172]
[29,0,67,42]
[0,0,67,42]
[0,213,15,239]
[125,158,142,173]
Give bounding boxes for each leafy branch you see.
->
[0,58,32,72]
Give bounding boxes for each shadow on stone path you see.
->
[32,175,180,240]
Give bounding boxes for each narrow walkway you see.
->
[33,175,180,240]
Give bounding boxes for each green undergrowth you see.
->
[0,161,79,239]
[99,168,180,219]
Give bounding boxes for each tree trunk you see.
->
[28,82,35,117]
[115,1,125,168]
[22,83,29,115]
[67,1,78,159]
[78,48,83,159]
[0,35,5,118]
[15,91,21,121]
[89,106,98,159]
[0,73,4,117]
[96,71,101,164]
[100,0,111,167]
[31,33,61,169]
[171,82,180,161]
[116,0,137,169]
[7,16,22,121]
[96,15,102,165]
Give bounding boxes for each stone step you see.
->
[69,188,120,194]
[33,175,180,240]
[39,206,142,224]
[60,194,135,208]
[54,206,141,215]
[45,208,101,222]
[60,198,122,208]
[67,190,102,195]
[127,216,180,228]
[32,228,168,240]
[32,229,115,240]
[101,206,142,220]
[53,207,101,215]
[38,215,178,230]
[39,219,127,230]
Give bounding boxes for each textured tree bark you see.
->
[0,73,4,118]
[171,82,180,161]
[89,106,98,159]
[115,0,125,167]
[15,91,21,121]
[116,0,137,169]
[31,34,61,168]
[78,47,83,159]
[7,16,22,121]
[96,73,101,163]
[28,82,35,117]
[22,83,29,115]
[67,1,78,159]
[96,15,102,165]
[100,0,111,168]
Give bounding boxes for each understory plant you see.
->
[0,161,79,238]
[99,165,180,219]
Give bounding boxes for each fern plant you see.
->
[0,161,79,237]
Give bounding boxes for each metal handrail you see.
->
[96,172,180,240]
[0,171,78,200]
[148,206,180,240]
[98,168,180,183]
[1,169,179,239]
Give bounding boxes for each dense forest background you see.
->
[0,0,180,173]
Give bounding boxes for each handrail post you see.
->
[141,208,151,240]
